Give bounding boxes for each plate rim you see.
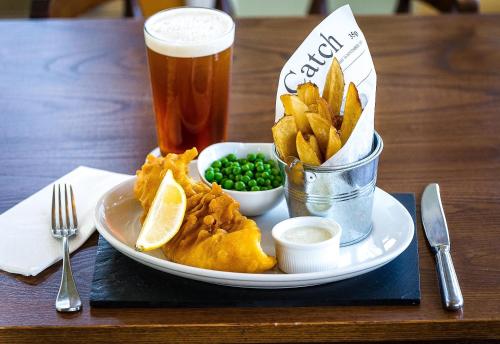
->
[94,177,414,284]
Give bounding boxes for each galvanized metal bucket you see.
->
[275,132,383,246]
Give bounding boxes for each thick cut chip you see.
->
[272,115,298,160]
[332,114,343,130]
[340,82,362,145]
[308,103,318,113]
[306,112,330,154]
[322,58,344,116]
[280,94,312,134]
[316,97,333,123]
[308,135,322,162]
[297,82,320,106]
[296,131,322,166]
[326,127,342,160]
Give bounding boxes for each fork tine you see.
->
[51,184,56,230]
[64,184,70,229]
[58,184,63,229]
[70,185,78,229]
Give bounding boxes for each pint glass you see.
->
[144,7,235,154]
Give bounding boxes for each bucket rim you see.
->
[273,131,383,173]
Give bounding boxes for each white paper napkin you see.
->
[0,166,132,276]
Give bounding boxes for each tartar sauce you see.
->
[282,226,332,244]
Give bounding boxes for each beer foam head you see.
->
[144,7,235,58]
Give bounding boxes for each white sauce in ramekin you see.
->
[271,217,342,274]
[282,226,332,244]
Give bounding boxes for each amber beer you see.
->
[144,7,234,154]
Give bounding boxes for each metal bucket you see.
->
[275,132,383,246]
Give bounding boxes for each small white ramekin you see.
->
[271,217,342,274]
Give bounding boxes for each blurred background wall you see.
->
[1,0,498,18]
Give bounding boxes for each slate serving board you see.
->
[90,193,420,308]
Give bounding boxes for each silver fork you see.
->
[51,184,82,312]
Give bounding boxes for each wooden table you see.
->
[1,14,500,343]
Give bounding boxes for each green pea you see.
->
[220,157,228,166]
[205,170,215,182]
[268,160,277,168]
[245,171,253,178]
[241,175,250,183]
[251,185,260,191]
[227,153,237,162]
[264,179,272,186]
[241,164,250,172]
[235,175,242,181]
[255,172,262,178]
[261,171,270,179]
[256,153,266,160]
[248,179,257,187]
[257,177,265,186]
[211,160,222,169]
[222,167,231,175]
[235,181,246,191]
[206,167,214,173]
[228,174,235,180]
[239,159,248,165]
[271,167,280,176]
[263,164,271,171]
[272,179,281,188]
[232,166,241,175]
[214,172,223,182]
[256,165,265,172]
[255,159,263,165]
[247,162,255,171]
[213,167,220,173]
[260,186,269,191]
[275,175,283,183]
[221,178,227,186]
[247,153,256,161]
[223,179,234,189]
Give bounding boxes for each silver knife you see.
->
[422,183,463,310]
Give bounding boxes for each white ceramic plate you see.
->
[94,162,414,288]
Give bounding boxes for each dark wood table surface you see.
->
[1,14,500,343]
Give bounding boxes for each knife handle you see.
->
[435,246,463,310]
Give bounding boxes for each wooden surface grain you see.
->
[1,15,500,343]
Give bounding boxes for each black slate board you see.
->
[90,193,420,307]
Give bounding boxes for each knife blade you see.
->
[422,183,463,310]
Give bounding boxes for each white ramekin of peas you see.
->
[197,142,285,216]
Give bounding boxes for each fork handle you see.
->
[56,236,82,312]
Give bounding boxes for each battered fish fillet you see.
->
[134,149,276,273]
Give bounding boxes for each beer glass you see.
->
[144,7,235,154]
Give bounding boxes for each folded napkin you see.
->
[0,166,131,276]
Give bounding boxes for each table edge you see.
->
[1,319,499,342]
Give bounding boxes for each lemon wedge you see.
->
[135,170,186,251]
